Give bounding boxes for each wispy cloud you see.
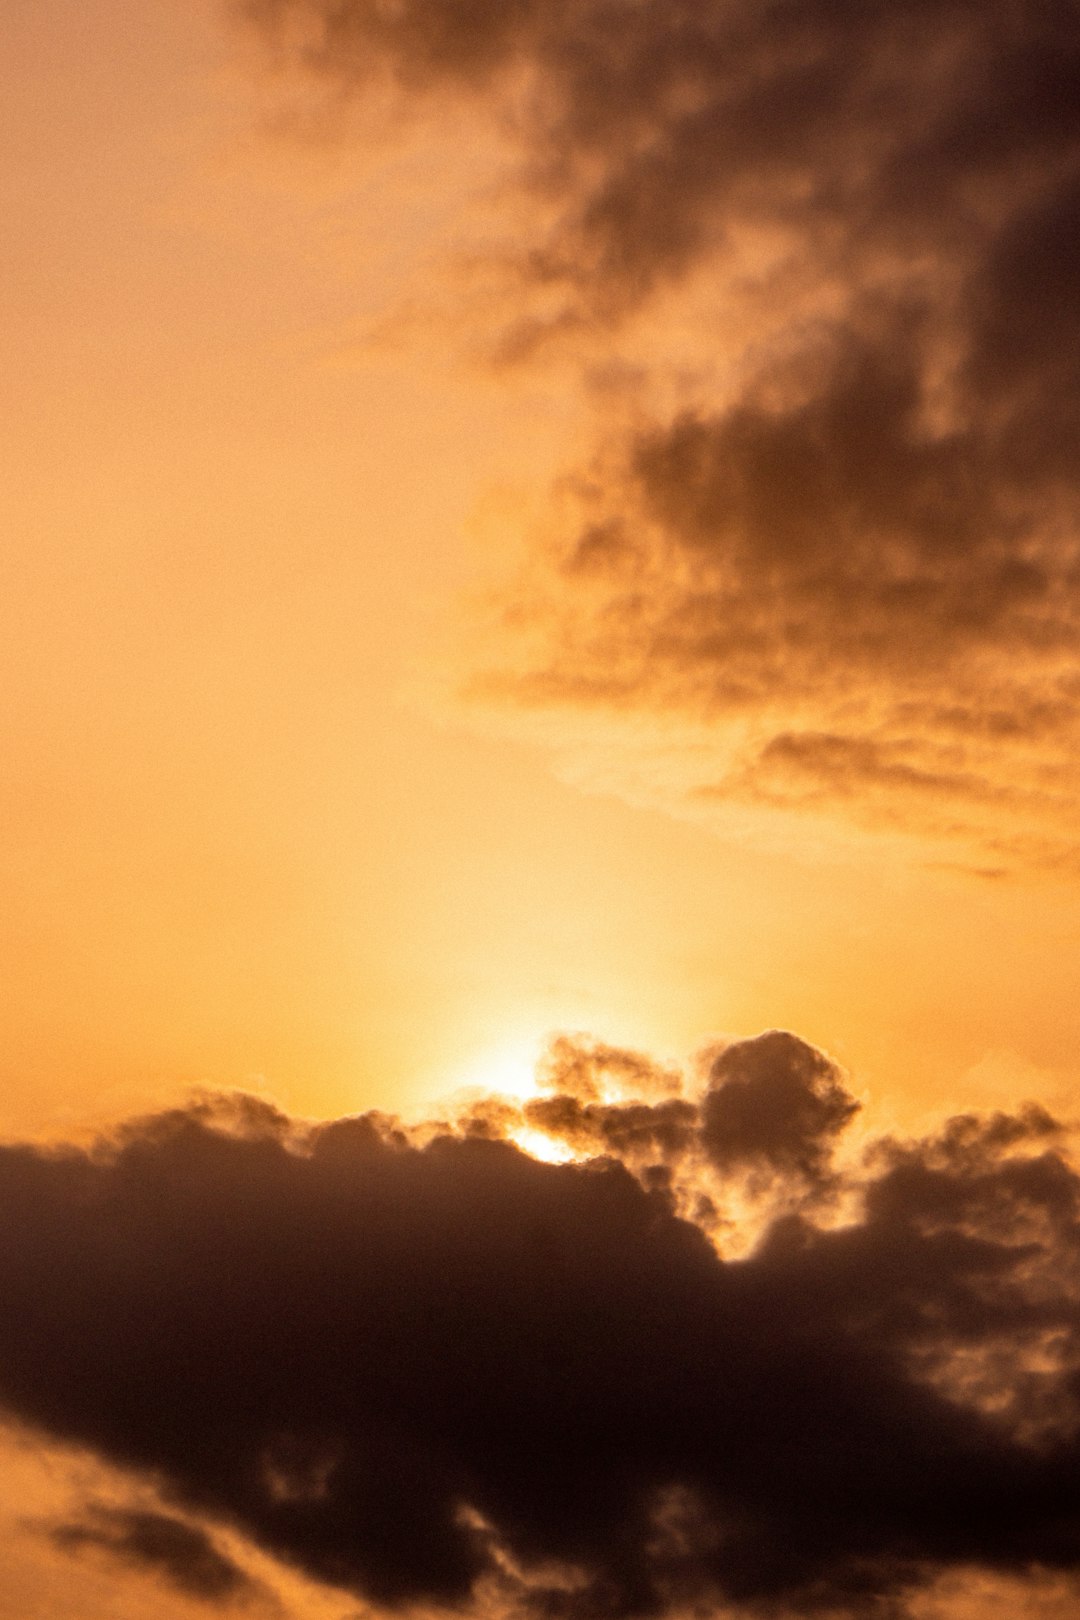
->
[48,1505,264,1606]
[238,0,1080,867]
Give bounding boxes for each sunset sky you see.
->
[4,2,1080,1616]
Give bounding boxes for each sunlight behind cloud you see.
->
[506,1125,578,1164]
[453,1031,546,1104]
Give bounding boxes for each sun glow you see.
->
[507,1126,578,1165]
[440,1031,589,1163]
[460,1034,546,1103]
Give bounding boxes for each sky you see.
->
[3,0,1080,1615]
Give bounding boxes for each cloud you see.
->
[510,1034,699,1175]
[239,1,1080,329]
[476,301,1080,867]
[2,1059,1080,1617]
[49,1506,261,1604]
[237,0,1080,865]
[502,1031,858,1219]
[700,1029,860,1191]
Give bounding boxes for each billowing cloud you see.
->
[3,1046,1080,1617]
[238,0,1080,866]
[495,1031,859,1225]
[700,1029,859,1190]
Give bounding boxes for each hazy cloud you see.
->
[3,1053,1080,1616]
[477,298,1080,865]
[238,0,1080,864]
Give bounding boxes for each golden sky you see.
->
[4,1,1080,1616]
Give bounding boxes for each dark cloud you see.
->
[521,1090,698,1165]
[49,1505,260,1603]
[240,1,1080,329]
[3,1058,1080,1617]
[477,313,1080,864]
[701,1030,860,1192]
[518,1034,697,1169]
[236,0,1080,862]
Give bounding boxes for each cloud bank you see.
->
[240,0,1080,866]
[4,1035,1080,1617]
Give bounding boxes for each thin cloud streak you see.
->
[48,1506,264,1605]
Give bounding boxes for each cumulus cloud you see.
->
[700,1029,859,1190]
[3,1047,1080,1617]
[489,1031,859,1227]
[238,0,1080,865]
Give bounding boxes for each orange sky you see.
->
[5,0,1080,1149]
[5,4,1080,1615]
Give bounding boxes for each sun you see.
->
[463,1033,546,1104]
[506,1126,577,1165]
[445,1032,585,1164]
